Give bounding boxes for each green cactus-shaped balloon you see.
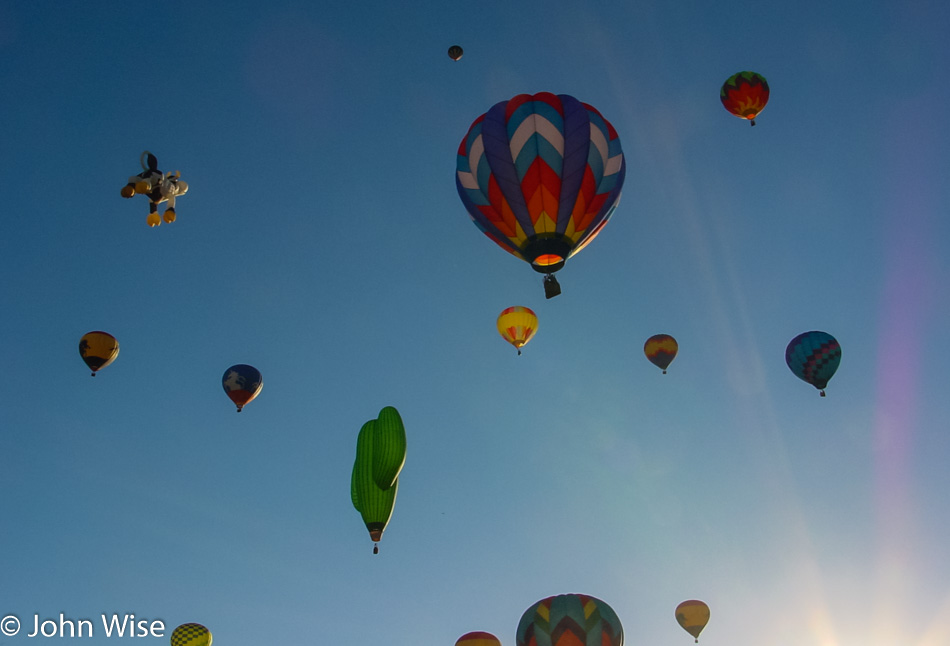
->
[372,406,407,490]
[351,417,401,549]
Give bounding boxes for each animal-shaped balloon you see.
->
[121,151,189,227]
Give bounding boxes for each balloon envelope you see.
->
[352,419,401,549]
[79,331,119,376]
[456,93,625,278]
[222,364,263,411]
[372,406,407,490]
[456,632,501,646]
[497,306,538,354]
[448,45,463,60]
[517,593,623,646]
[785,331,841,395]
[170,623,211,646]
[721,71,770,124]
[675,600,709,641]
[644,333,678,373]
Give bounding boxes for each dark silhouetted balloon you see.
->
[786,331,841,396]
[721,71,770,126]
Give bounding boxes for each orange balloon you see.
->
[456,632,501,646]
[675,600,710,642]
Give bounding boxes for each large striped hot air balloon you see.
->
[720,71,770,126]
[786,331,841,396]
[497,306,538,355]
[456,92,626,298]
[516,593,623,646]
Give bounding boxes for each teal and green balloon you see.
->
[786,331,841,396]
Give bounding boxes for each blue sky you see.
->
[1,1,949,644]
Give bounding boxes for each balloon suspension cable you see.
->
[373,543,379,554]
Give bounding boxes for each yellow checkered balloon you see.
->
[171,623,211,646]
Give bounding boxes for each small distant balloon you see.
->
[121,151,189,227]
[497,306,538,355]
[170,624,211,646]
[448,45,463,61]
[675,600,710,642]
[455,631,501,646]
[786,331,841,396]
[79,331,119,376]
[721,71,770,126]
[644,334,678,373]
[222,364,263,412]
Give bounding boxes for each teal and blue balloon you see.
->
[517,593,623,646]
[786,331,841,396]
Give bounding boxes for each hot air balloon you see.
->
[456,92,626,298]
[786,331,841,396]
[351,407,407,553]
[497,306,538,355]
[448,45,464,61]
[720,71,770,126]
[121,150,189,227]
[372,406,407,490]
[170,623,211,646]
[456,632,501,646]
[675,600,709,643]
[79,331,119,376]
[517,593,623,646]
[644,333,678,373]
[222,364,263,412]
